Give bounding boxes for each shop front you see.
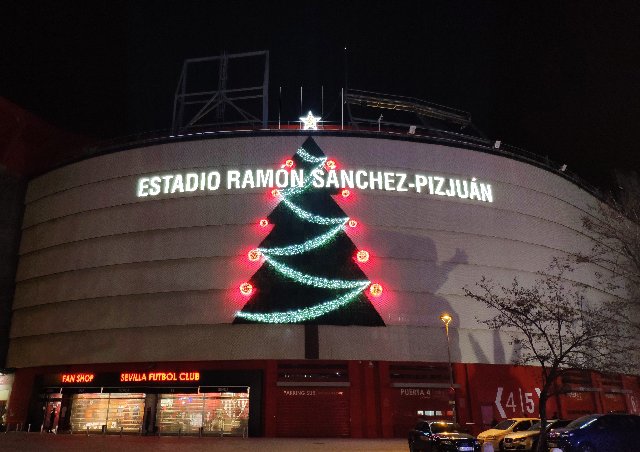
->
[0,372,14,428]
[34,369,259,436]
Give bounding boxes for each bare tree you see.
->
[464,258,637,452]
[580,171,640,313]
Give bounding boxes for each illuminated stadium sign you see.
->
[120,371,200,382]
[61,373,95,384]
[136,168,493,203]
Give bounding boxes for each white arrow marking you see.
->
[495,387,506,418]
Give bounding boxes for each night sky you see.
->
[3,1,639,189]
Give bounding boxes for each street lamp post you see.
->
[440,313,456,423]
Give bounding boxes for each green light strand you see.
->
[296,147,326,164]
[264,256,370,290]
[281,197,348,225]
[259,224,345,256]
[279,148,326,197]
[235,287,365,323]
[278,162,324,197]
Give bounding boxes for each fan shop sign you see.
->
[136,169,494,203]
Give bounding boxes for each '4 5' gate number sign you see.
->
[495,387,542,418]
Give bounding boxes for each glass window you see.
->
[566,414,600,430]
[430,422,463,433]
[494,420,516,430]
[70,393,145,433]
[514,421,532,431]
[158,391,249,436]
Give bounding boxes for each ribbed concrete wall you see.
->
[8,134,606,367]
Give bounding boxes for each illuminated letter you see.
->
[170,174,184,193]
[455,179,469,199]
[480,183,493,202]
[149,176,161,196]
[369,171,383,190]
[242,170,255,189]
[207,171,220,190]
[396,173,408,192]
[445,179,456,197]
[200,172,206,190]
[428,176,434,194]
[383,172,395,191]
[355,170,368,189]
[256,169,274,188]
[434,177,446,196]
[227,170,240,189]
[185,173,199,192]
[311,168,324,188]
[275,169,289,188]
[340,170,354,189]
[325,170,339,188]
[469,178,481,200]
[415,174,428,193]
[291,169,304,187]
[137,178,150,197]
[161,175,174,194]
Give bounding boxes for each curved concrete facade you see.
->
[9,133,605,368]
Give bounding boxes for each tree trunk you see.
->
[535,376,555,452]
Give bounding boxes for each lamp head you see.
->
[440,313,452,326]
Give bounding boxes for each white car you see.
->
[476,418,538,451]
[502,419,571,451]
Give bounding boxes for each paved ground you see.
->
[0,433,408,451]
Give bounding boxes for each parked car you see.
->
[476,418,538,451]
[408,419,480,451]
[546,413,640,452]
[502,419,571,450]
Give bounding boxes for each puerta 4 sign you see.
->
[234,138,385,326]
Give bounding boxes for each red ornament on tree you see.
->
[356,250,370,263]
[369,283,383,297]
[247,249,261,261]
[239,283,253,296]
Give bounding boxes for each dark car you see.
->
[546,413,640,452]
[408,420,480,452]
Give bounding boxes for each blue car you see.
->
[546,413,640,452]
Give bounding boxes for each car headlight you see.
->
[440,440,452,445]
[513,437,526,442]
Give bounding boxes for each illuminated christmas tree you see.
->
[234,137,385,326]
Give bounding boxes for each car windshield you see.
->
[528,420,565,431]
[430,422,463,433]
[566,415,600,430]
[550,420,571,429]
[528,421,543,430]
[493,420,516,430]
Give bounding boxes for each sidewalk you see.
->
[0,433,408,451]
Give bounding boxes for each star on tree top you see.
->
[300,111,321,130]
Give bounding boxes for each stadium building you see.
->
[2,54,638,438]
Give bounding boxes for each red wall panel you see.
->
[275,387,350,437]
[464,363,556,434]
